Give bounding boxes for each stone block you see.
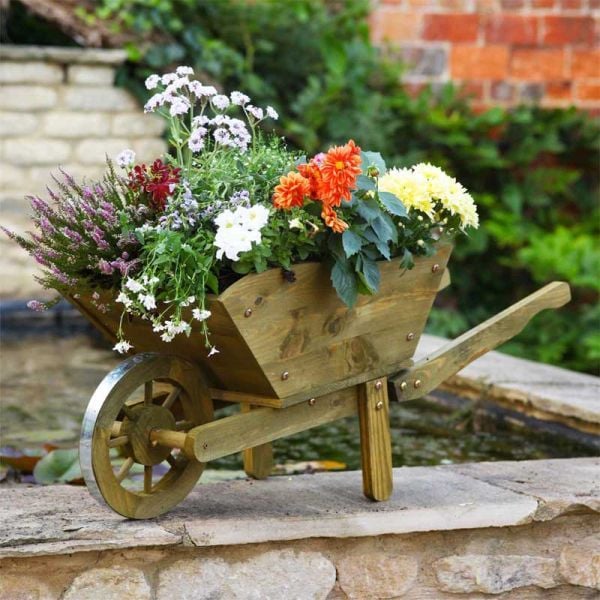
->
[43,112,110,138]
[63,567,152,600]
[0,112,39,137]
[67,65,115,86]
[434,554,560,594]
[0,86,58,111]
[112,113,165,137]
[3,139,71,166]
[75,139,132,165]
[132,138,168,162]
[559,536,600,590]
[0,164,27,189]
[27,165,105,193]
[0,574,54,600]
[0,61,63,84]
[63,86,138,112]
[337,554,418,599]
[157,550,336,600]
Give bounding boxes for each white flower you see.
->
[246,104,264,120]
[116,291,133,308]
[212,94,230,110]
[160,331,175,343]
[230,91,250,106]
[125,278,144,293]
[181,295,196,307]
[266,106,279,120]
[169,96,191,116]
[289,217,302,230]
[140,293,157,310]
[152,321,165,332]
[176,65,194,76]
[214,225,258,261]
[144,92,165,112]
[161,73,178,85]
[237,204,270,231]
[192,308,212,321]
[116,149,136,168]
[208,346,220,357]
[113,340,133,354]
[145,74,161,90]
[214,209,238,230]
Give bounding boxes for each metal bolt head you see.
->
[375,380,383,390]
[202,442,208,450]
[414,379,422,389]
[406,332,415,341]
[244,308,253,318]
[432,264,440,273]
[281,371,289,381]
[400,381,407,391]
[375,400,384,411]
[308,398,316,406]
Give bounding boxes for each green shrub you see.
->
[14,0,600,373]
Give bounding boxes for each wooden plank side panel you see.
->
[68,296,276,396]
[222,245,452,398]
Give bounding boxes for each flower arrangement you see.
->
[5,66,478,355]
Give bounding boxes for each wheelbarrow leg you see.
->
[358,377,393,501]
[241,404,274,479]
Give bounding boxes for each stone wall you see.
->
[0,45,165,299]
[370,0,600,109]
[1,458,598,599]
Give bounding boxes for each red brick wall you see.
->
[370,0,600,109]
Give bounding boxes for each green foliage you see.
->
[85,1,600,372]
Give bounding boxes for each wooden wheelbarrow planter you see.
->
[71,243,571,519]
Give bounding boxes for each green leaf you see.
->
[356,175,376,191]
[359,256,380,294]
[400,248,415,270]
[379,191,407,217]
[342,230,362,257]
[356,199,381,223]
[33,449,81,485]
[360,151,386,176]
[331,260,358,307]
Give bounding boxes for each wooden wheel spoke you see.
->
[108,435,129,448]
[162,386,181,410]
[115,457,135,483]
[144,381,153,406]
[144,466,153,493]
[111,421,123,437]
[175,420,194,432]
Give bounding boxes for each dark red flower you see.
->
[128,159,181,212]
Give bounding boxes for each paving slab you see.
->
[3,458,597,557]
[450,458,600,521]
[417,334,600,426]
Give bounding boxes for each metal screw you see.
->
[308,398,316,406]
[432,264,440,273]
[244,308,253,318]
[400,381,407,391]
[414,379,422,389]
[406,332,415,341]
[375,380,383,390]
[375,400,384,411]
[202,442,208,450]
[281,371,289,381]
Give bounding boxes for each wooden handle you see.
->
[394,281,571,400]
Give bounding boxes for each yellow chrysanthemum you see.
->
[385,162,479,229]
[378,167,434,217]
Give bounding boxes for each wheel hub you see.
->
[122,404,177,466]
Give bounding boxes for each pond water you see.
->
[1,326,594,479]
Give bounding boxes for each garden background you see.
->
[2,0,599,374]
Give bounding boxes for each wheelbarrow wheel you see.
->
[80,353,213,519]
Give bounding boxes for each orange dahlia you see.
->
[321,204,348,233]
[297,161,323,200]
[273,172,311,209]
[319,140,362,207]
